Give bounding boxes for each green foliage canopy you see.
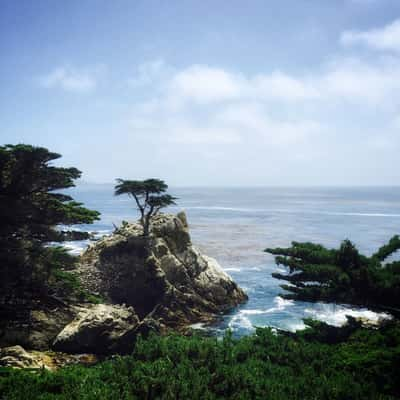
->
[114,178,176,236]
[0,144,100,299]
[1,321,400,399]
[265,237,400,312]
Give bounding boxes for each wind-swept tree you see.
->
[265,236,400,313]
[114,178,176,237]
[0,144,100,299]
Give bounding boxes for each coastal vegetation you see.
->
[1,144,400,399]
[1,320,400,399]
[265,238,400,313]
[0,144,100,303]
[114,179,177,237]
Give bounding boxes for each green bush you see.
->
[1,321,400,400]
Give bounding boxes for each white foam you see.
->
[285,320,307,332]
[190,323,207,330]
[184,206,400,218]
[322,211,400,218]
[185,206,258,213]
[240,309,268,315]
[274,296,294,309]
[304,304,392,327]
[228,313,254,331]
[224,267,242,272]
[63,242,87,255]
[238,297,295,316]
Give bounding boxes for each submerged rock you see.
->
[79,212,247,328]
[53,304,140,354]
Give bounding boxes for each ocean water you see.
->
[65,185,400,335]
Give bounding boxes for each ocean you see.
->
[64,185,400,335]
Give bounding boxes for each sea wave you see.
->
[304,304,392,326]
[323,212,400,218]
[229,296,295,331]
[62,241,88,255]
[285,320,307,332]
[185,206,260,213]
[226,297,392,333]
[183,206,400,218]
[228,313,254,332]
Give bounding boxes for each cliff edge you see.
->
[0,212,247,359]
[78,211,247,330]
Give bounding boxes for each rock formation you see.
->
[53,304,140,354]
[78,212,247,329]
[0,345,51,370]
[1,212,247,359]
[0,345,98,370]
[0,302,75,350]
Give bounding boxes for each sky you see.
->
[1,0,400,186]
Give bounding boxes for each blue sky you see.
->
[1,0,400,185]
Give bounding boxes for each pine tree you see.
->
[0,144,100,300]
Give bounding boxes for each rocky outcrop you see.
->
[1,212,246,360]
[0,345,50,369]
[79,212,247,329]
[53,304,140,354]
[0,302,75,350]
[0,345,98,370]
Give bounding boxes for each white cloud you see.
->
[128,65,323,147]
[38,65,105,92]
[166,65,317,104]
[124,47,400,183]
[341,19,400,52]
[154,59,399,108]
[169,65,241,103]
[215,103,321,145]
[251,72,318,101]
[318,57,400,103]
[168,125,242,144]
[128,59,167,87]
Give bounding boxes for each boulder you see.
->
[53,304,140,354]
[79,212,247,328]
[0,303,75,350]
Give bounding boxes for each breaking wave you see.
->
[304,304,392,326]
[184,206,400,218]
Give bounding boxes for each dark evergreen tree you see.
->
[114,178,176,237]
[265,237,400,313]
[0,144,100,300]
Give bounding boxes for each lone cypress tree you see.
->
[114,178,176,237]
[0,144,100,299]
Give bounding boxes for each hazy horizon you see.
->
[2,0,400,186]
[75,180,400,189]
